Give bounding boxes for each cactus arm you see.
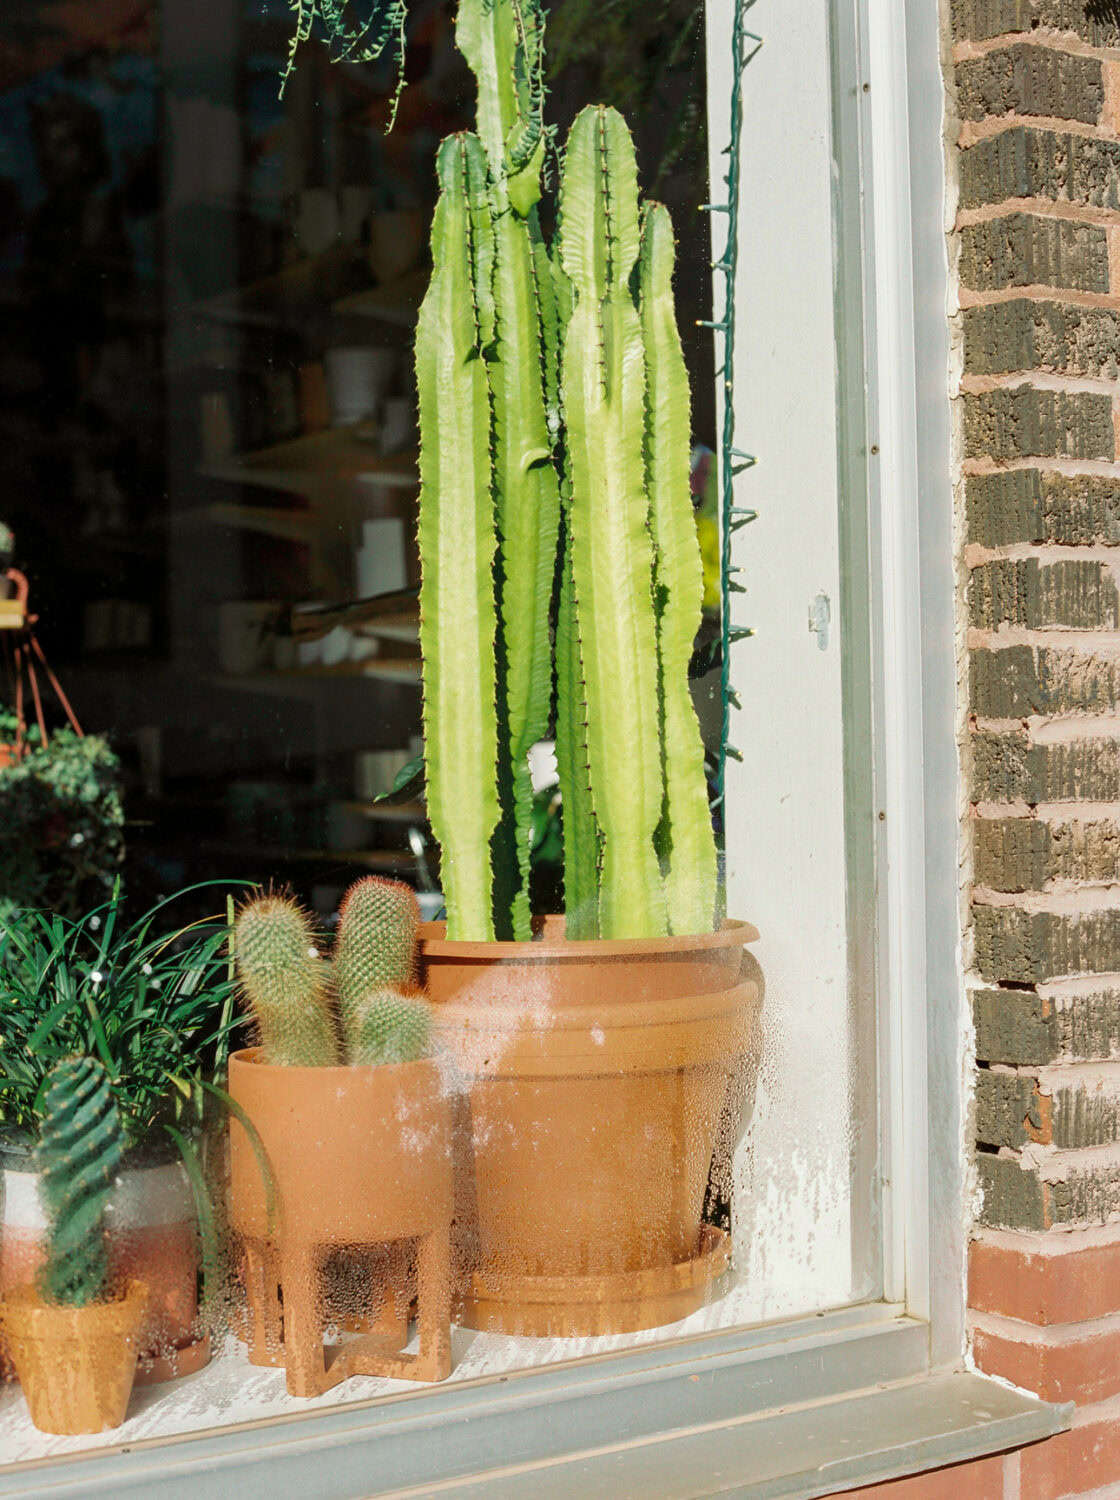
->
[555,521,600,937]
[559,106,667,939]
[456,0,546,206]
[457,8,559,939]
[348,987,432,1066]
[417,133,501,942]
[640,203,717,934]
[234,896,338,1066]
[35,1057,123,1308]
[334,877,420,1054]
[488,209,561,940]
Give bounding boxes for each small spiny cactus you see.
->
[234,894,339,1067]
[348,986,432,1067]
[335,877,419,1042]
[35,1056,123,1308]
[335,877,431,1065]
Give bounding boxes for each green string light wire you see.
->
[700,0,761,820]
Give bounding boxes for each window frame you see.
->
[0,1,1069,1494]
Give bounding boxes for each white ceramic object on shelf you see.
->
[379,397,416,456]
[355,516,407,599]
[354,748,412,800]
[324,347,397,426]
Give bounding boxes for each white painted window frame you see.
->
[0,3,1069,1496]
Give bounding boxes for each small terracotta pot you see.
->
[0,1154,208,1384]
[229,1050,454,1394]
[0,1280,148,1434]
[419,917,762,1337]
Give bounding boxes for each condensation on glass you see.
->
[0,0,879,1464]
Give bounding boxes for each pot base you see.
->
[459,1224,731,1339]
[134,1333,211,1386]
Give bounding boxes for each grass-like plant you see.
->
[0,881,238,1144]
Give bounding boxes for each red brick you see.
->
[969,1231,1120,1325]
[1020,1410,1120,1499]
[972,1320,1120,1403]
[829,1453,1006,1499]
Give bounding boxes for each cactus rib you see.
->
[640,202,717,934]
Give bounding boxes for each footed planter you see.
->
[420,918,761,1338]
[0,1146,209,1384]
[0,1279,147,1434]
[229,1050,454,1395]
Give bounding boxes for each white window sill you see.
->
[0,1303,1068,1498]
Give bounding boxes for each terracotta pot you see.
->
[0,1280,147,1434]
[229,1050,454,1394]
[0,1151,209,1384]
[419,917,762,1337]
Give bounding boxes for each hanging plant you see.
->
[0,713,124,921]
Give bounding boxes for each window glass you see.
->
[0,0,879,1463]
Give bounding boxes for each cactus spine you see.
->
[640,202,718,934]
[234,895,339,1066]
[35,1056,123,1308]
[417,131,501,943]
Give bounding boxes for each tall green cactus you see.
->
[559,106,667,939]
[35,1056,123,1308]
[457,0,560,941]
[416,8,717,944]
[234,894,339,1066]
[640,203,718,934]
[417,132,501,943]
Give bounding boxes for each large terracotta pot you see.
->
[0,1279,147,1434]
[419,917,761,1338]
[0,1148,209,1383]
[229,1050,454,1394]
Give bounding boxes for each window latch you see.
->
[809,592,831,651]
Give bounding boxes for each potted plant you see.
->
[413,0,761,1335]
[0,1056,147,1434]
[0,884,237,1382]
[228,877,453,1396]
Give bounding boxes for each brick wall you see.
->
[829,3,1120,1497]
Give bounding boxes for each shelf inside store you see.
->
[198,426,418,495]
[332,268,428,325]
[167,502,318,542]
[209,658,421,693]
[202,841,418,872]
[193,245,372,327]
[339,801,426,823]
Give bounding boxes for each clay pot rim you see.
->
[230,1047,441,1078]
[418,916,759,960]
[0,1278,148,1325]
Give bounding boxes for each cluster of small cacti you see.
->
[234,879,431,1068]
[35,1056,124,1308]
[416,0,717,944]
